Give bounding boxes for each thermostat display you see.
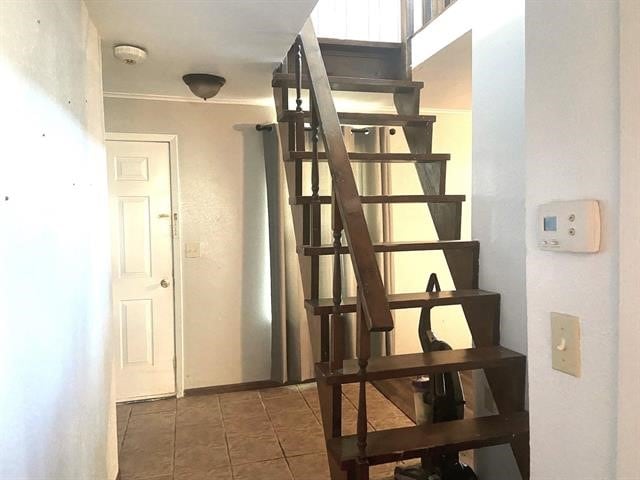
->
[543,216,557,232]
[537,200,600,253]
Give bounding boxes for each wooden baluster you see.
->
[294,38,306,237]
[295,38,303,112]
[355,289,371,479]
[310,96,321,302]
[330,187,345,370]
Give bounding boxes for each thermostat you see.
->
[537,200,600,253]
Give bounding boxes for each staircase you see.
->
[266,14,529,480]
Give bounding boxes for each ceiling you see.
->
[85,0,318,104]
[414,31,472,111]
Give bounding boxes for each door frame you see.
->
[105,132,185,398]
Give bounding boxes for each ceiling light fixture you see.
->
[182,74,226,101]
[113,45,147,65]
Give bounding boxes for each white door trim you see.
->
[106,132,185,398]
[617,1,640,476]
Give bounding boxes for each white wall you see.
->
[104,98,276,389]
[525,2,619,478]
[0,1,117,478]
[471,2,526,477]
[311,0,401,42]
[390,111,473,354]
[617,0,640,476]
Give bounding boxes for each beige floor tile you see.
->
[173,466,232,480]
[232,458,293,480]
[175,444,230,472]
[369,414,414,431]
[275,424,326,456]
[341,383,359,401]
[175,423,226,448]
[259,385,300,400]
[117,404,132,425]
[270,409,320,432]
[177,405,224,427]
[220,398,267,421]
[341,419,375,436]
[178,393,220,410]
[126,411,175,436]
[262,394,309,414]
[226,432,283,465]
[130,397,176,416]
[122,430,174,452]
[121,475,173,480]
[286,453,331,480]
[218,390,261,404]
[223,413,275,437]
[301,391,320,412]
[119,437,174,479]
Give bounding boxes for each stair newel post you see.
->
[355,288,371,479]
[330,186,345,370]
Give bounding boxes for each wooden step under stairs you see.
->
[262,13,529,480]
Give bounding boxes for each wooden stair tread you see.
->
[298,240,478,256]
[272,73,423,93]
[306,289,497,315]
[316,346,524,385]
[327,412,529,468]
[291,194,465,205]
[287,151,449,163]
[280,111,436,125]
[318,37,402,50]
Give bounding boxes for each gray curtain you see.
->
[262,125,392,384]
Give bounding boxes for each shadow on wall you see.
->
[234,124,272,382]
[0,3,114,477]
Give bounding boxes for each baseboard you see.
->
[184,380,281,396]
[184,378,317,396]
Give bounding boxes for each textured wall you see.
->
[617,0,640,475]
[0,0,116,478]
[104,98,276,389]
[471,2,526,477]
[525,1,619,477]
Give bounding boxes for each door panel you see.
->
[107,140,175,401]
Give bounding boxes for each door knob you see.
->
[160,279,170,288]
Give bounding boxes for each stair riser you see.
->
[279,111,436,126]
[339,432,524,469]
[307,292,499,316]
[317,355,526,386]
[285,40,404,80]
[327,413,530,470]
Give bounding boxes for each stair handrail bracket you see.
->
[298,19,394,334]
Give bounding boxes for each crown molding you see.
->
[103,91,273,107]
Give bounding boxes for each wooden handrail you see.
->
[298,19,394,333]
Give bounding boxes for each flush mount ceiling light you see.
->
[113,45,147,65]
[182,73,226,101]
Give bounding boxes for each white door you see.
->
[106,140,176,401]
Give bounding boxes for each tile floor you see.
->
[116,382,418,480]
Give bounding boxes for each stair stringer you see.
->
[394,91,530,479]
[462,298,530,480]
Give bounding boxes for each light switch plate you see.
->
[551,312,581,377]
[185,242,201,258]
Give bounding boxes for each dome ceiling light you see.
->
[113,45,147,65]
[182,74,226,101]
